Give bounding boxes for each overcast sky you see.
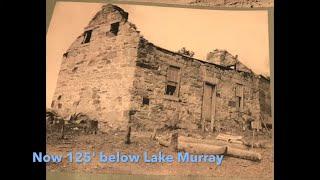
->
[46,2,270,107]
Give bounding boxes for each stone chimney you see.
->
[206,49,228,65]
[86,4,129,29]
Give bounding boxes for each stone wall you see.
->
[51,5,140,131]
[258,75,272,123]
[131,39,263,134]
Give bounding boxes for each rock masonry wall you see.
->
[51,4,140,131]
[131,39,264,134]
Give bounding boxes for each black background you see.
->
[3,0,46,179]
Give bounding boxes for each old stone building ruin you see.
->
[51,4,272,134]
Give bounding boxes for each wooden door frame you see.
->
[201,82,217,132]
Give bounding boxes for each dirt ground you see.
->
[46,130,273,178]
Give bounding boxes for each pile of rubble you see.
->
[154,132,272,162]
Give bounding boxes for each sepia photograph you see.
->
[46,1,273,179]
